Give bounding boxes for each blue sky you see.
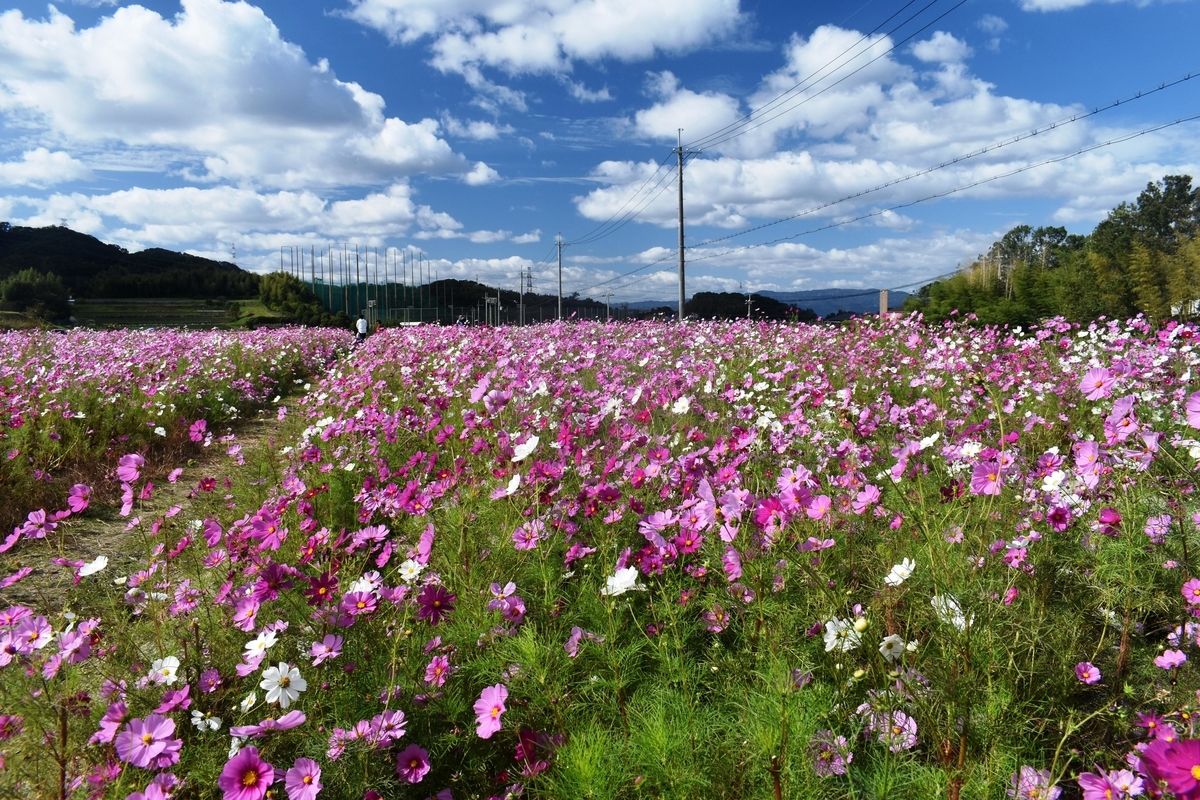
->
[1,0,1198,302]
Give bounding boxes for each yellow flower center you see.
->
[142,733,153,744]
[279,676,290,688]
[242,771,258,787]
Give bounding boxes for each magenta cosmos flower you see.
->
[114,714,176,768]
[396,744,431,783]
[970,461,1003,496]
[218,746,275,800]
[1141,737,1200,798]
[416,585,456,626]
[1074,662,1101,685]
[283,757,322,800]
[474,683,508,739]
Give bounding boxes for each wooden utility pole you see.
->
[557,235,565,321]
[674,130,700,322]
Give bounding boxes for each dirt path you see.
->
[0,412,289,612]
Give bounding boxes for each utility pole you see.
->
[605,291,612,322]
[556,235,565,321]
[674,130,700,322]
[518,268,525,327]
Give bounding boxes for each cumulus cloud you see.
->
[462,161,501,185]
[0,0,468,188]
[634,71,743,142]
[0,181,470,253]
[911,32,972,64]
[511,230,541,244]
[343,0,743,102]
[574,23,1186,234]
[0,148,92,188]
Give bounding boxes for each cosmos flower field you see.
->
[3,315,1200,800]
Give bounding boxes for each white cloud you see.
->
[441,115,514,140]
[577,24,1154,232]
[977,14,1008,34]
[911,32,972,64]
[634,71,743,142]
[511,230,541,244]
[463,161,501,185]
[561,77,613,103]
[467,229,512,243]
[0,1,468,188]
[1018,0,1125,9]
[344,0,743,101]
[0,148,92,188]
[0,181,471,252]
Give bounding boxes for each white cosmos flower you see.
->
[154,426,167,437]
[884,558,915,587]
[191,709,222,731]
[671,396,691,414]
[150,656,180,685]
[239,692,257,713]
[244,630,278,658]
[960,441,982,458]
[601,567,644,597]
[879,634,907,662]
[260,662,307,708]
[505,473,521,495]
[398,559,424,583]
[932,595,973,631]
[823,617,861,653]
[78,556,108,577]
[228,735,245,758]
[512,435,539,462]
[1041,470,1066,492]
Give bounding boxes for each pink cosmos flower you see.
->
[189,419,208,443]
[969,461,1003,496]
[1186,391,1200,429]
[310,635,343,666]
[1155,649,1187,669]
[115,714,176,768]
[218,746,274,800]
[116,453,145,483]
[425,655,451,687]
[67,484,91,513]
[1079,367,1115,401]
[474,683,508,739]
[1074,662,1101,685]
[284,758,322,800]
[1008,765,1061,799]
[396,744,431,783]
[90,702,129,745]
[1078,769,1141,800]
[1183,578,1200,606]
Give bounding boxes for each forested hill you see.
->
[0,223,258,298]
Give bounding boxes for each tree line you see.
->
[905,174,1200,325]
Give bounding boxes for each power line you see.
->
[600,110,1200,295]
[566,152,677,246]
[690,0,971,152]
[687,0,926,150]
[689,110,1200,265]
[690,68,1200,250]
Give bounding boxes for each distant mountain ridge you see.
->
[626,288,910,318]
[0,224,258,298]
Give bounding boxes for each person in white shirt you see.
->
[355,314,368,341]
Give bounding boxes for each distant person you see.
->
[355,313,368,342]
